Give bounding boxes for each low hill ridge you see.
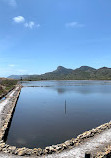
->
[53,66,73,74]
[76,66,96,71]
[8,66,111,80]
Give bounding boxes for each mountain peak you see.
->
[76,66,96,71]
[57,66,66,70]
[8,65,111,80]
[99,67,109,70]
[53,66,73,74]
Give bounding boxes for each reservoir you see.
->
[6,80,111,149]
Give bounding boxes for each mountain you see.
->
[39,66,73,80]
[75,66,96,72]
[94,67,111,80]
[65,66,96,80]
[7,66,73,80]
[8,66,111,80]
[8,75,30,80]
[53,66,73,74]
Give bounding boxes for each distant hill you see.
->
[53,66,73,74]
[8,66,111,80]
[75,66,96,72]
[39,66,73,80]
[8,75,30,80]
[94,67,111,80]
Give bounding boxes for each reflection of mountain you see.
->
[52,85,111,95]
[55,87,95,94]
[57,88,66,94]
[8,66,111,80]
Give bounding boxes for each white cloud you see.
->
[9,0,17,7]
[65,22,85,28]
[13,16,25,23]
[2,0,17,7]
[24,21,35,29]
[24,21,40,29]
[8,64,15,67]
[36,24,40,28]
[12,16,40,29]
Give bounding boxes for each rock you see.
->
[45,146,50,150]
[0,140,3,143]
[0,136,3,141]
[45,146,57,154]
[37,148,43,155]
[56,145,62,151]
[44,149,49,154]
[33,148,38,153]
[44,146,53,154]
[26,149,32,155]
[48,146,56,152]
[32,148,43,156]
[70,141,74,146]
[14,149,18,155]
[75,142,80,146]
[62,143,67,149]
[9,146,16,153]
[0,143,5,148]
[18,150,26,156]
[17,148,26,156]
[3,150,9,153]
[64,140,71,146]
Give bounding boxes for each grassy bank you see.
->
[0,78,18,98]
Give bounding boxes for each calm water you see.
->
[6,80,111,149]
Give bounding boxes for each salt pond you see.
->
[6,80,111,149]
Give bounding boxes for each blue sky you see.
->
[0,0,111,77]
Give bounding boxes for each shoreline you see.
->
[0,85,111,157]
[21,79,111,81]
[0,86,21,140]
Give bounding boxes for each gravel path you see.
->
[0,99,8,113]
[0,128,111,158]
[0,87,19,128]
[0,87,17,113]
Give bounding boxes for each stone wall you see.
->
[95,145,111,158]
[0,86,21,140]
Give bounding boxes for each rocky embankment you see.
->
[0,86,21,139]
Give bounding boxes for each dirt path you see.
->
[0,87,20,130]
[0,87,18,112]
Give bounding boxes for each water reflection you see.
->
[65,100,66,115]
[6,81,111,149]
[53,86,111,95]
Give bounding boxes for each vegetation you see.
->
[8,66,111,81]
[0,78,17,98]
